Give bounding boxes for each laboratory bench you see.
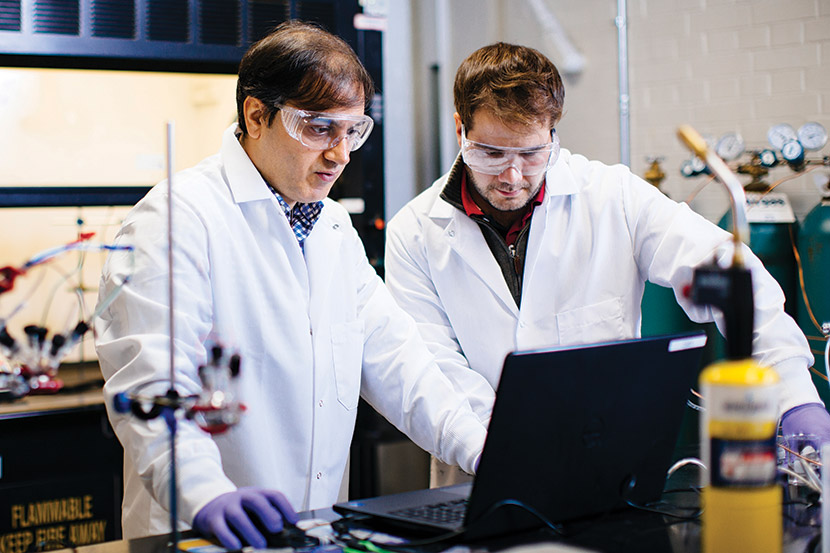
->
[0,363,124,553]
[33,476,825,553]
[0,369,822,553]
[0,369,427,553]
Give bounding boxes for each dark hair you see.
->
[236,20,375,134]
[454,42,564,132]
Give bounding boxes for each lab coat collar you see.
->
[430,154,466,220]
[543,148,580,198]
[428,155,518,316]
[220,124,275,204]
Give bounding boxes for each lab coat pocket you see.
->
[557,297,625,345]
[331,321,365,410]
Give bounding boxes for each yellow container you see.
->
[702,486,782,553]
[700,359,781,553]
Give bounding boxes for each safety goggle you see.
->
[460,125,560,176]
[278,104,374,152]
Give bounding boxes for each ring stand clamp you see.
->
[111,123,245,552]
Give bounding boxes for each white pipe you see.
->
[524,0,586,76]
[616,0,631,167]
[435,0,456,172]
[678,124,750,257]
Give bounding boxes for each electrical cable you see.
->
[623,498,702,521]
[810,366,829,383]
[778,442,822,468]
[667,457,706,477]
[790,223,825,335]
[621,464,704,521]
[333,498,564,552]
[685,388,705,412]
[789,225,830,394]
[685,399,704,411]
[683,174,717,204]
[778,467,821,493]
[29,538,78,553]
[778,466,822,494]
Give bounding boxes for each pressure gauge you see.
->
[690,156,707,174]
[680,156,709,177]
[715,132,745,161]
[781,139,805,165]
[680,157,708,178]
[797,122,828,151]
[758,149,779,168]
[767,123,798,151]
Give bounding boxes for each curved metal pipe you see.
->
[677,124,749,265]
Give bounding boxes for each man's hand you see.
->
[192,487,298,550]
[781,402,830,445]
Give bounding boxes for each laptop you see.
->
[334,332,708,540]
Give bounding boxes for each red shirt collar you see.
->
[461,172,545,245]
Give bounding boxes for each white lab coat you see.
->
[95,125,486,540]
[385,149,820,425]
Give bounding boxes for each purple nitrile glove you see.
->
[192,487,298,550]
[781,403,830,447]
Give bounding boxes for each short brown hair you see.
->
[454,42,564,132]
[236,21,375,135]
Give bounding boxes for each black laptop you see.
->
[334,332,708,540]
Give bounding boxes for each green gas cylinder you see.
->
[719,195,798,318]
[713,192,798,368]
[639,162,709,340]
[640,283,698,336]
[796,196,830,406]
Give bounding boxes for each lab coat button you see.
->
[316,472,322,479]
[318,399,324,407]
[448,230,455,237]
[333,223,340,230]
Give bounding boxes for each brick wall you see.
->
[419,0,830,223]
[627,0,830,221]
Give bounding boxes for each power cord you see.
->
[333,498,564,551]
[27,538,77,553]
[621,473,703,521]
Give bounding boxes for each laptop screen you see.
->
[464,332,707,537]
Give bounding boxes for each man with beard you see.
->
[384,41,830,486]
[95,21,486,547]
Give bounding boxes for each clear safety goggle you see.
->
[278,104,374,152]
[460,125,560,176]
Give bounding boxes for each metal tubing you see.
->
[616,0,631,167]
[166,121,176,386]
[677,124,749,265]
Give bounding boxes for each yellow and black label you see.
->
[0,479,117,553]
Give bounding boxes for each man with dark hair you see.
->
[385,42,830,486]
[95,21,487,548]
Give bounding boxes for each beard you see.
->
[466,168,545,215]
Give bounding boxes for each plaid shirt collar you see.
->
[270,188,324,249]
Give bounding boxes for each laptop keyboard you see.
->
[390,498,469,524]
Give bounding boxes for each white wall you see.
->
[385,0,830,223]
